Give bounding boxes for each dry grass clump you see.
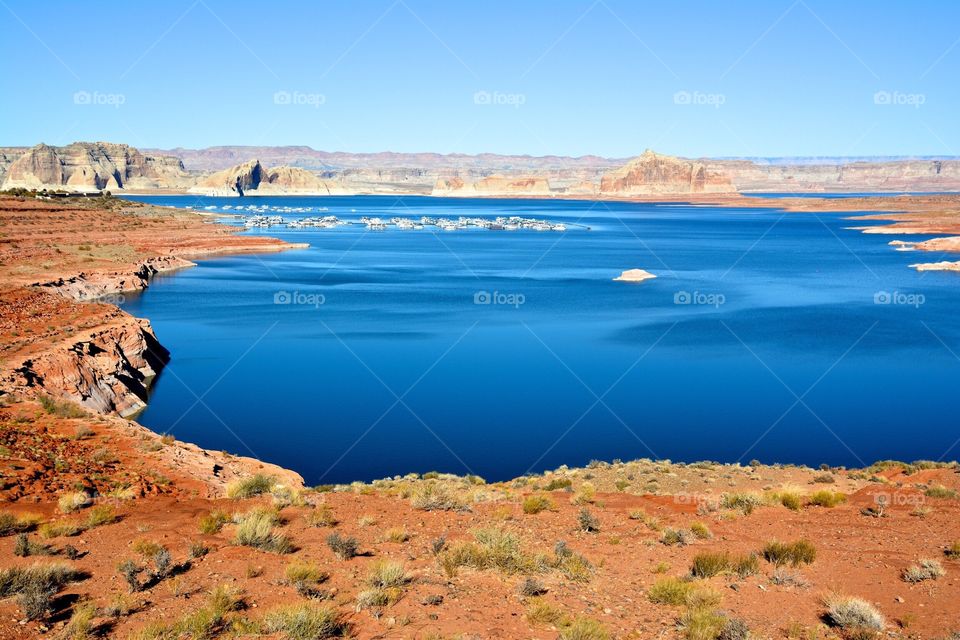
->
[58,491,91,514]
[356,560,410,610]
[233,509,293,554]
[263,603,347,639]
[628,509,661,531]
[570,482,596,505]
[134,585,245,639]
[901,558,945,583]
[661,527,695,546]
[199,509,230,534]
[526,598,567,626]
[39,395,87,418]
[439,528,540,576]
[284,560,329,597]
[39,519,84,539]
[768,489,803,511]
[14,533,54,557]
[86,505,117,528]
[762,540,816,567]
[770,568,810,588]
[647,576,721,608]
[0,511,40,536]
[381,527,410,543]
[824,596,885,634]
[807,490,847,508]
[689,522,712,539]
[325,533,359,560]
[720,492,763,514]
[925,484,959,499]
[543,478,573,491]
[63,601,96,639]
[410,483,469,511]
[225,474,275,499]
[559,616,610,640]
[522,495,555,514]
[0,562,82,621]
[945,541,960,559]
[577,508,600,533]
[305,504,337,528]
[678,607,728,640]
[690,552,759,579]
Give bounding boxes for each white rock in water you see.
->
[613,269,656,282]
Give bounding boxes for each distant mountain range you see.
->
[2,141,959,197]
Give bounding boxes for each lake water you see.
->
[120,195,960,484]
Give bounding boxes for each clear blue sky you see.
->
[1,0,957,158]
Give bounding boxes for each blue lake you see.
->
[120,195,960,484]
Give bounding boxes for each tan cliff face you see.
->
[0,142,189,191]
[432,174,554,196]
[600,149,736,195]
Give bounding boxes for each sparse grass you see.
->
[571,483,596,505]
[762,540,817,567]
[945,541,960,559]
[518,576,547,597]
[0,512,40,536]
[690,551,759,579]
[133,585,244,640]
[770,568,810,588]
[58,491,91,513]
[526,598,566,626]
[325,533,359,560]
[285,560,328,592]
[925,485,958,499]
[410,483,468,511]
[86,504,117,528]
[721,492,763,515]
[647,577,693,605]
[901,559,945,583]
[263,603,347,639]
[560,616,610,640]
[233,509,293,554]
[825,596,885,633]
[807,490,847,508]
[629,509,661,531]
[543,478,573,491]
[226,474,275,499]
[14,533,54,557]
[305,505,337,528]
[0,563,82,620]
[690,522,712,539]
[64,601,96,640]
[439,528,539,576]
[199,509,230,534]
[522,495,555,514]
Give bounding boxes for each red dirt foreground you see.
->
[0,195,958,640]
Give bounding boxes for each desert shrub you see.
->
[263,603,347,639]
[679,608,727,640]
[721,492,763,514]
[770,490,803,511]
[234,509,293,553]
[19,581,56,621]
[718,617,750,640]
[63,601,96,638]
[770,568,810,587]
[199,509,230,534]
[325,533,359,560]
[39,396,87,418]
[945,541,960,559]
[118,560,144,592]
[226,474,275,499]
[543,478,573,491]
[440,528,538,576]
[0,563,81,620]
[647,576,694,605]
[410,483,468,511]
[86,505,117,528]
[285,560,328,596]
[807,490,847,508]
[305,505,337,528]
[430,535,447,555]
[571,483,596,505]
[356,560,409,610]
[382,527,410,543]
[825,596,885,632]
[134,585,243,639]
[523,495,555,514]
[661,528,694,546]
[690,522,712,539]
[629,509,661,531]
[577,508,600,533]
[762,540,816,566]
[102,593,134,618]
[812,473,836,483]
[527,598,566,625]
[58,491,91,513]
[732,554,759,578]
[13,534,53,557]
[0,511,39,536]
[518,576,547,597]
[189,542,209,559]
[691,552,731,578]
[901,558,945,583]
[925,485,958,499]
[560,616,610,640]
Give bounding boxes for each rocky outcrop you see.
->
[3,307,170,417]
[613,268,656,282]
[600,150,735,195]
[432,174,553,197]
[0,142,189,191]
[910,260,960,272]
[34,256,195,301]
